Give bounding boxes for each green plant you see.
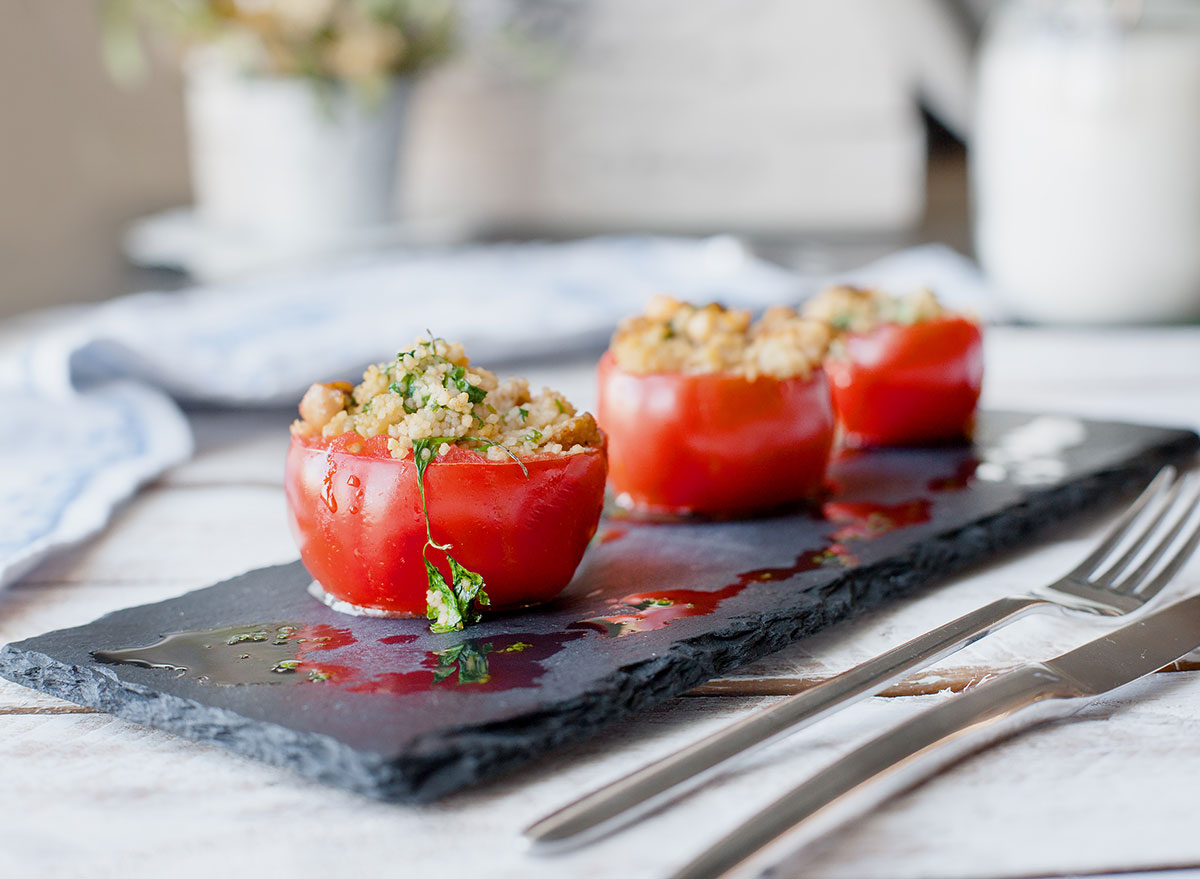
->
[102,0,457,89]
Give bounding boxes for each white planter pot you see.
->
[184,59,409,248]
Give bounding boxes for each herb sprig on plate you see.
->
[413,435,529,633]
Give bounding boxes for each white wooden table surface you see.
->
[3,325,1200,879]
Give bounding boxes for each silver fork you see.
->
[526,466,1199,851]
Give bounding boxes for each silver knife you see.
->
[668,589,1200,879]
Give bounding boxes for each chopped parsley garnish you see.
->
[388,373,420,412]
[391,341,486,412]
[413,433,528,634]
[425,556,490,633]
[523,428,543,444]
[446,364,487,404]
[383,335,541,633]
[553,398,566,414]
[518,407,529,422]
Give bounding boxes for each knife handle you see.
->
[525,594,1045,850]
[670,665,1081,879]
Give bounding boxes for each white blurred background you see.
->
[0,0,988,318]
[3,0,1199,325]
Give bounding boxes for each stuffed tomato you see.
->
[805,286,983,447]
[286,434,606,616]
[286,337,606,628]
[597,298,834,516]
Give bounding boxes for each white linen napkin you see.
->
[0,237,987,588]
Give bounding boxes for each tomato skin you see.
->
[825,316,983,447]
[284,433,607,616]
[596,353,835,515]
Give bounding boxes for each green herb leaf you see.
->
[412,437,455,550]
[425,558,463,633]
[430,646,462,684]
[452,643,492,684]
[518,407,529,422]
[430,643,494,686]
[424,554,490,633]
[445,365,487,404]
[412,437,449,482]
[414,433,529,633]
[389,373,416,397]
[448,555,489,613]
[553,398,566,414]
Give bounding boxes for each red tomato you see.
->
[824,316,983,447]
[596,353,835,515]
[285,433,607,616]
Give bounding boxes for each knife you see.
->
[667,589,1200,879]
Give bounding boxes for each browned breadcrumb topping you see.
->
[290,336,602,461]
[609,295,831,379]
[802,285,954,335]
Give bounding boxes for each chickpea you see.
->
[298,382,351,430]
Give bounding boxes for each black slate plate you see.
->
[2,413,1196,802]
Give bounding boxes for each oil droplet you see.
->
[92,622,354,686]
[573,585,746,637]
[822,499,931,541]
[575,496,935,637]
[573,542,856,637]
[93,624,582,694]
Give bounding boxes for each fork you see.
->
[526,465,1199,851]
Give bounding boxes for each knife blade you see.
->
[669,590,1200,879]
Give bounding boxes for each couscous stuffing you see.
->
[291,337,602,460]
[802,285,952,334]
[609,295,831,379]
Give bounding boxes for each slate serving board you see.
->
[3,412,1197,802]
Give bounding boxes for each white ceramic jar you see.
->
[184,54,409,248]
[973,0,1200,324]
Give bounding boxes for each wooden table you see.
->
[3,325,1200,879]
